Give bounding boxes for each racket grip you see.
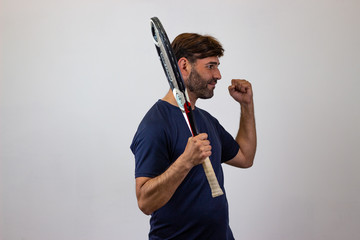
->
[202,157,224,198]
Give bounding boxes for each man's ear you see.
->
[178,57,191,78]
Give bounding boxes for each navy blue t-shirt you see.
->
[131,100,239,240]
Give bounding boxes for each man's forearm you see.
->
[236,102,257,163]
[136,155,192,215]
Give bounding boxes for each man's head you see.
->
[172,33,224,100]
[171,33,224,64]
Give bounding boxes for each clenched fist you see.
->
[228,79,253,105]
[180,133,212,169]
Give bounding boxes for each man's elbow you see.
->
[240,155,255,168]
[138,200,154,216]
[226,154,254,168]
[242,151,256,168]
[241,160,254,168]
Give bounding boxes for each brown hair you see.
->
[171,33,224,63]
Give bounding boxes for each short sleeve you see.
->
[194,108,240,164]
[216,121,240,163]
[130,120,172,178]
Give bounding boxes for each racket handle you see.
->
[202,157,224,197]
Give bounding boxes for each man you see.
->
[130,33,256,239]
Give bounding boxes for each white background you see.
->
[1,0,359,239]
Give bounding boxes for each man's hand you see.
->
[180,133,212,169]
[228,79,253,105]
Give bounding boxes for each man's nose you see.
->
[214,68,221,80]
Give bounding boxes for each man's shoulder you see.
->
[131,101,170,153]
[135,100,184,135]
[141,100,178,124]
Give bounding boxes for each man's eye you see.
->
[207,65,214,69]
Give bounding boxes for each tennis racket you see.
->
[150,17,224,198]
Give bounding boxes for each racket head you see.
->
[150,17,199,136]
[150,17,188,109]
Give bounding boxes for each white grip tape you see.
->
[202,157,224,197]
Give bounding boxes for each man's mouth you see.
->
[208,80,217,87]
[209,79,217,84]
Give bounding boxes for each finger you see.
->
[229,79,245,90]
[228,85,235,90]
[231,79,245,85]
[201,140,211,146]
[231,79,247,85]
[196,133,208,140]
[202,144,212,151]
[230,83,246,93]
[239,85,248,93]
[234,81,252,93]
[200,149,212,159]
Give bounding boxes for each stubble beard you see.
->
[187,68,217,99]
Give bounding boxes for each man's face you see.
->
[186,57,222,99]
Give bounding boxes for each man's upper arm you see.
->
[225,149,253,168]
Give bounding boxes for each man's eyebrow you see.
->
[206,61,220,65]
